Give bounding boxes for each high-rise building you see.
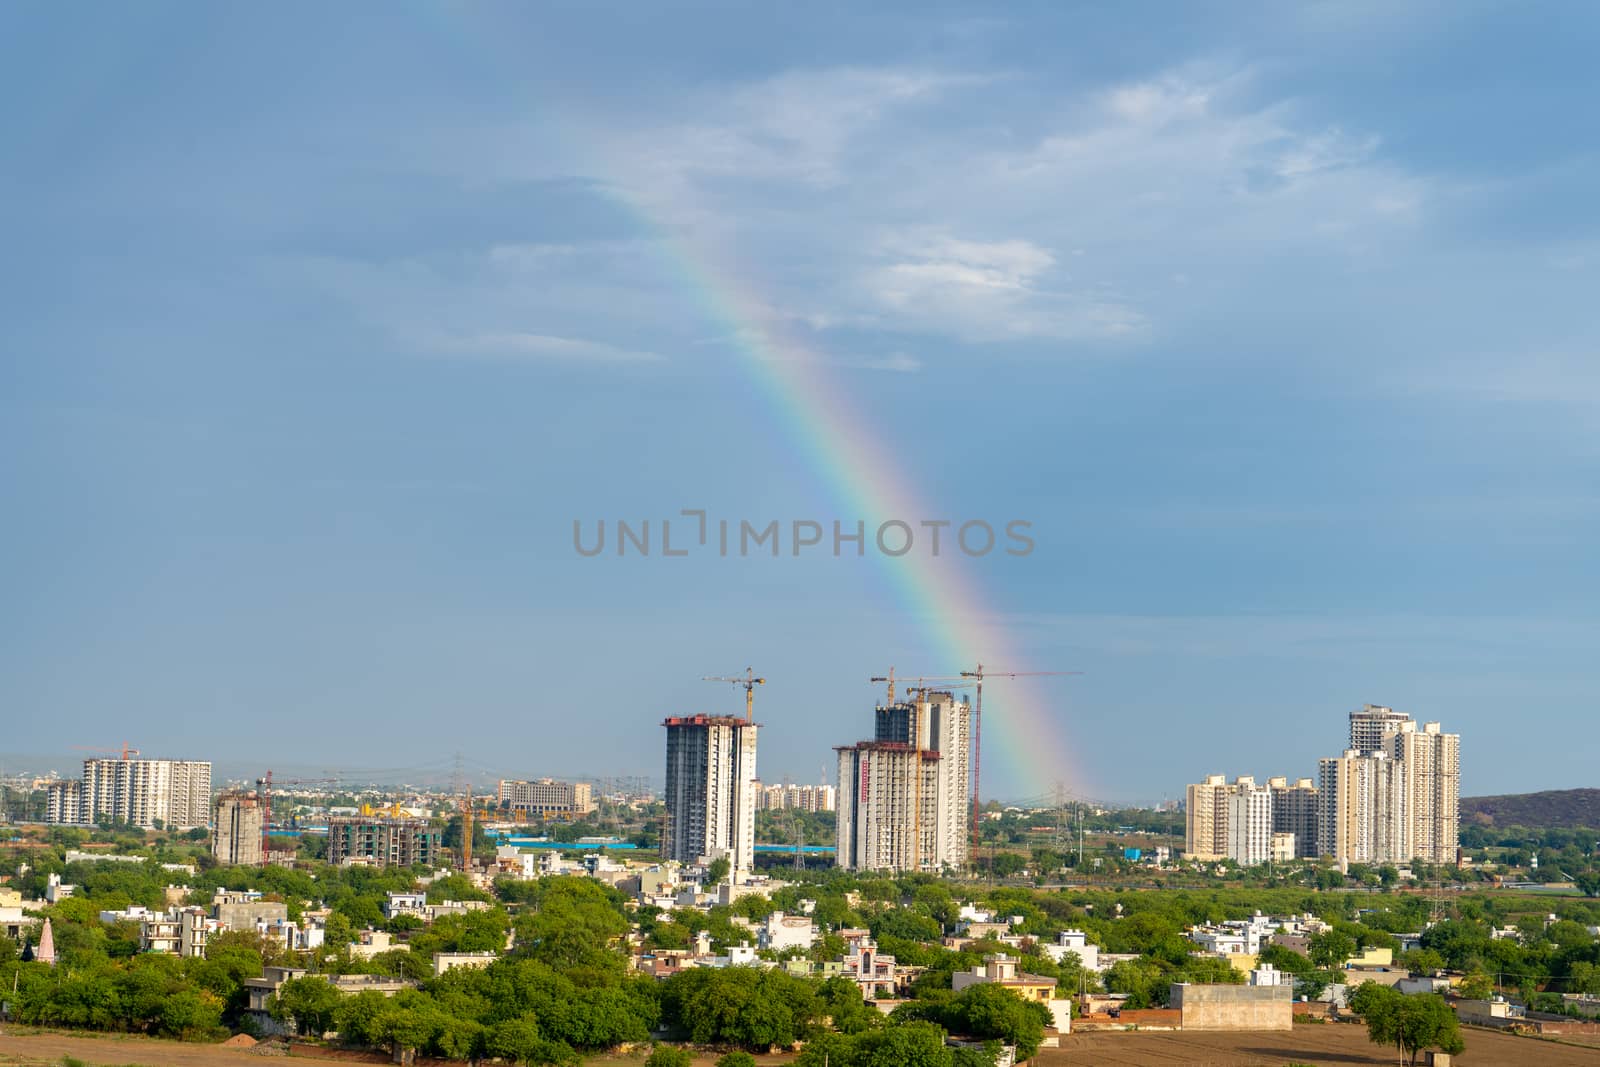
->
[47,758,212,830]
[45,780,83,825]
[1318,749,1408,865]
[662,714,758,872]
[212,791,265,867]
[1226,778,1274,866]
[1268,776,1320,859]
[496,779,596,818]
[325,815,441,868]
[1387,721,1460,865]
[835,691,971,872]
[1184,774,1231,862]
[1348,705,1413,755]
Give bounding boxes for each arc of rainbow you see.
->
[602,196,1083,801]
[406,9,1084,798]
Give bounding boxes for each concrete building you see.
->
[1386,720,1460,865]
[325,815,441,868]
[953,954,1068,1033]
[1349,704,1413,755]
[1185,775,1231,862]
[1171,983,1293,1031]
[1187,775,1279,866]
[757,911,818,952]
[1318,749,1408,865]
[836,691,971,872]
[212,791,265,867]
[212,889,289,931]
[47,758,212,830]
[755,782,837,812]
[1226,778,1273,867]
[45,779,82,824]
[496,778,596,818]
[1268,777,1319,859]
[663,714,758,873]
[1042,929,1099,972]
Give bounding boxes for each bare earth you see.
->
[3,1026,1599,1067]
[1041,1023,1600,1066]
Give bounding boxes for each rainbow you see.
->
[595,192,1085,802]
[416,10,1085,799]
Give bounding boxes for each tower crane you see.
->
[703,667,765,719]
[255,771,341,865]
[72,743,141,761]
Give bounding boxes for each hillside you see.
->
[1462,788,1600,829]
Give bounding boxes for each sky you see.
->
[2,2,1597,803]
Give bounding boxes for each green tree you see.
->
[706,856,732,885]
[270,976,341,1036]
[716,1053,759,1067]
[1457,968,1494,1000]
[1308,929,1356,969]
[1575,871,1600,898]
[1349,983,1464,1066]
[645,1046,694,1067]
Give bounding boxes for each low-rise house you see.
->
[348,928,396,960]
[1042,929,1100,972]
[1250,962,1290,987]
[759,911,818,953]
[255,916,325,952]
[0,888,43,941]
[244,966,417,1035]
[843,936,899,999]
[383,891,428,919]
[952,955,1068,1033]
[433,951,499,976]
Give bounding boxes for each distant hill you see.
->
[1462,789,1600,829]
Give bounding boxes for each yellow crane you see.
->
[703,667,765,719]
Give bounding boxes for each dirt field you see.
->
[1041,1023,1600,1066]
[4,1026,1600,1067]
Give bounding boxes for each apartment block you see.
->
[1267,777,1320,859]
[212,791,265,867]
[1386,721,1461,865]
[755,782,837,812]
[1185,775,1231,862]
[1349,704,1413,755]
[325,815,441,868]
[496,778,596,818]
[662,714,758,872]
[1318,749,1408,865]
[1226,779,1274,867]
[48,758,212,830]
[836,690,970,872]
[46,779,83,824]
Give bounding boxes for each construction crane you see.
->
[703,667,765,719]
[72,743,141,761]
[255,771,340,865]
[957,665,1081,867]
[870,668,897,704]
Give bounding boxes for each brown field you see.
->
[3,1025,1600,1067]
[1041,1023,1600,1066]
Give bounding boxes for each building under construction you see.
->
[212,790,265,866]
[325,814,440,868]
[835,690,971,872]
[662,714,758,873]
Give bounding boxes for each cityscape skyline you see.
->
[5,5,1599,800]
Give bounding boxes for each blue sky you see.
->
[2,2,1596,802]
